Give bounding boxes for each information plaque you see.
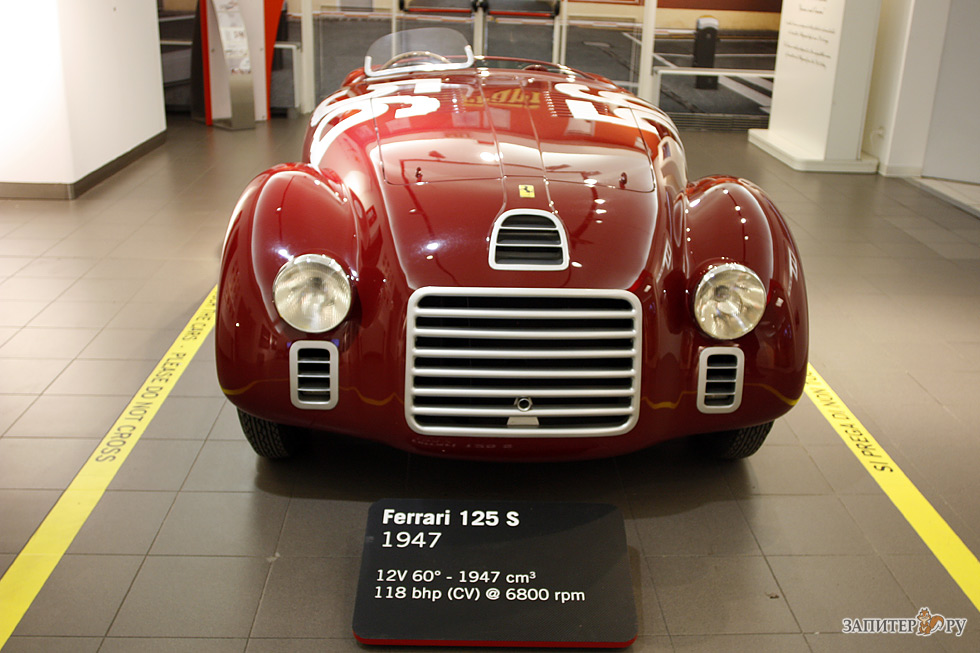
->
[353,499,637,648]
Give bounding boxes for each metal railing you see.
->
[160,40,305,112]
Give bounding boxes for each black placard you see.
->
[352,498,636,648]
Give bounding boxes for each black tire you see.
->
[237,408,300,459]
[695,421,773,460]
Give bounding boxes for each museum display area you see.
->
[1,0,979,651]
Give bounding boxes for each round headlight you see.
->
[273,254,352,332]
[693,263,767,340]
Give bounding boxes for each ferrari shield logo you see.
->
[519,184,535,198]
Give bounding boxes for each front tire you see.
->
[237,408,301,459]
[695,421,773,460]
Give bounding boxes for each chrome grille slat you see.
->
[411,367,637,379]
[406,288,641,437]
[413,307,631,319]
[412,406,635,417]
[412,387,636,397]
[412,327,637,339]
[413,347,637,359]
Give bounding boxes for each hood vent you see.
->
[489,210,569,271]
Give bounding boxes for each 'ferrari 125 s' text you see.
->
[216,28,808,461]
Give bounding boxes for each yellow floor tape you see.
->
[805,363,980,612]
[0,287,217,648]
[2,306,978,646]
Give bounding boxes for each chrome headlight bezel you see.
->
[693,263,767,340]
[272,254,352,333]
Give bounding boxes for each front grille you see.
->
[489,210,568,270]
[290,341,339,409]
[405,288,641,437]
[696,347,744,413]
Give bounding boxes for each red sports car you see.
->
[216,28,808,461]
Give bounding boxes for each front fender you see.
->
[216,164,358,402]
[677,175,809,407]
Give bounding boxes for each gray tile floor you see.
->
[1,116,979,652]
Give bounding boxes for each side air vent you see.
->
[289,341,339,409]
[697,347,744,413]
[489,209,569,271]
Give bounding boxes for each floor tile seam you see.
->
[729,482,835,635]
[38,231,152,260]
[99,635,249,639]
[851,428,966,527]
[0,331,104,361]
[0,434,104,442]
[875,555,980,621]
[97,549,154,644]
[31,551,355,559]
[169,489,294,495]
[0,289,218,647]
[610,456,643,524]
[921,496,980,557]
[61,354,189,364]
[804,366,980,613]
[730,489,876,499]
[49,278,150,306]
[642,552,772,558]
[664,629,807,640]
[85,488,185,495]
[835,494,937,559]
[207,553,361,559]
[725,458,817,555]
[113,554,289,563]
[12,271,106,283]
[172,415,232,497]
[634,554,679,639]
[249,510,298,641]
[0,352,166,363]
[196,407,227,442]
[738,492,875,556]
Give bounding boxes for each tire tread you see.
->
[237,409,297,459]
[698,421,773,460]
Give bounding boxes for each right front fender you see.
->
[216,164,358,409]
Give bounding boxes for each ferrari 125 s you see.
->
[215,28,808,461]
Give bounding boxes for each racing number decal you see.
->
[308,82,442,165]
[554,83,681,143]
[307,79,681,166]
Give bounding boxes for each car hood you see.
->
[373,73,656,192]
[380,177,661,290]
[370,73,663,290]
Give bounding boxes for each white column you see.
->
[636,0,658,104]
[300,0,316,112]
[749,0,881,172]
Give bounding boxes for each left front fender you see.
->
[216,164,358,407]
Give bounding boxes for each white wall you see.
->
[863,0,950,177]
[0,0,165,186]
[0,1,75,184]
[922,0,980,183]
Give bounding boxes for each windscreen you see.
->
[364,28,474,78]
